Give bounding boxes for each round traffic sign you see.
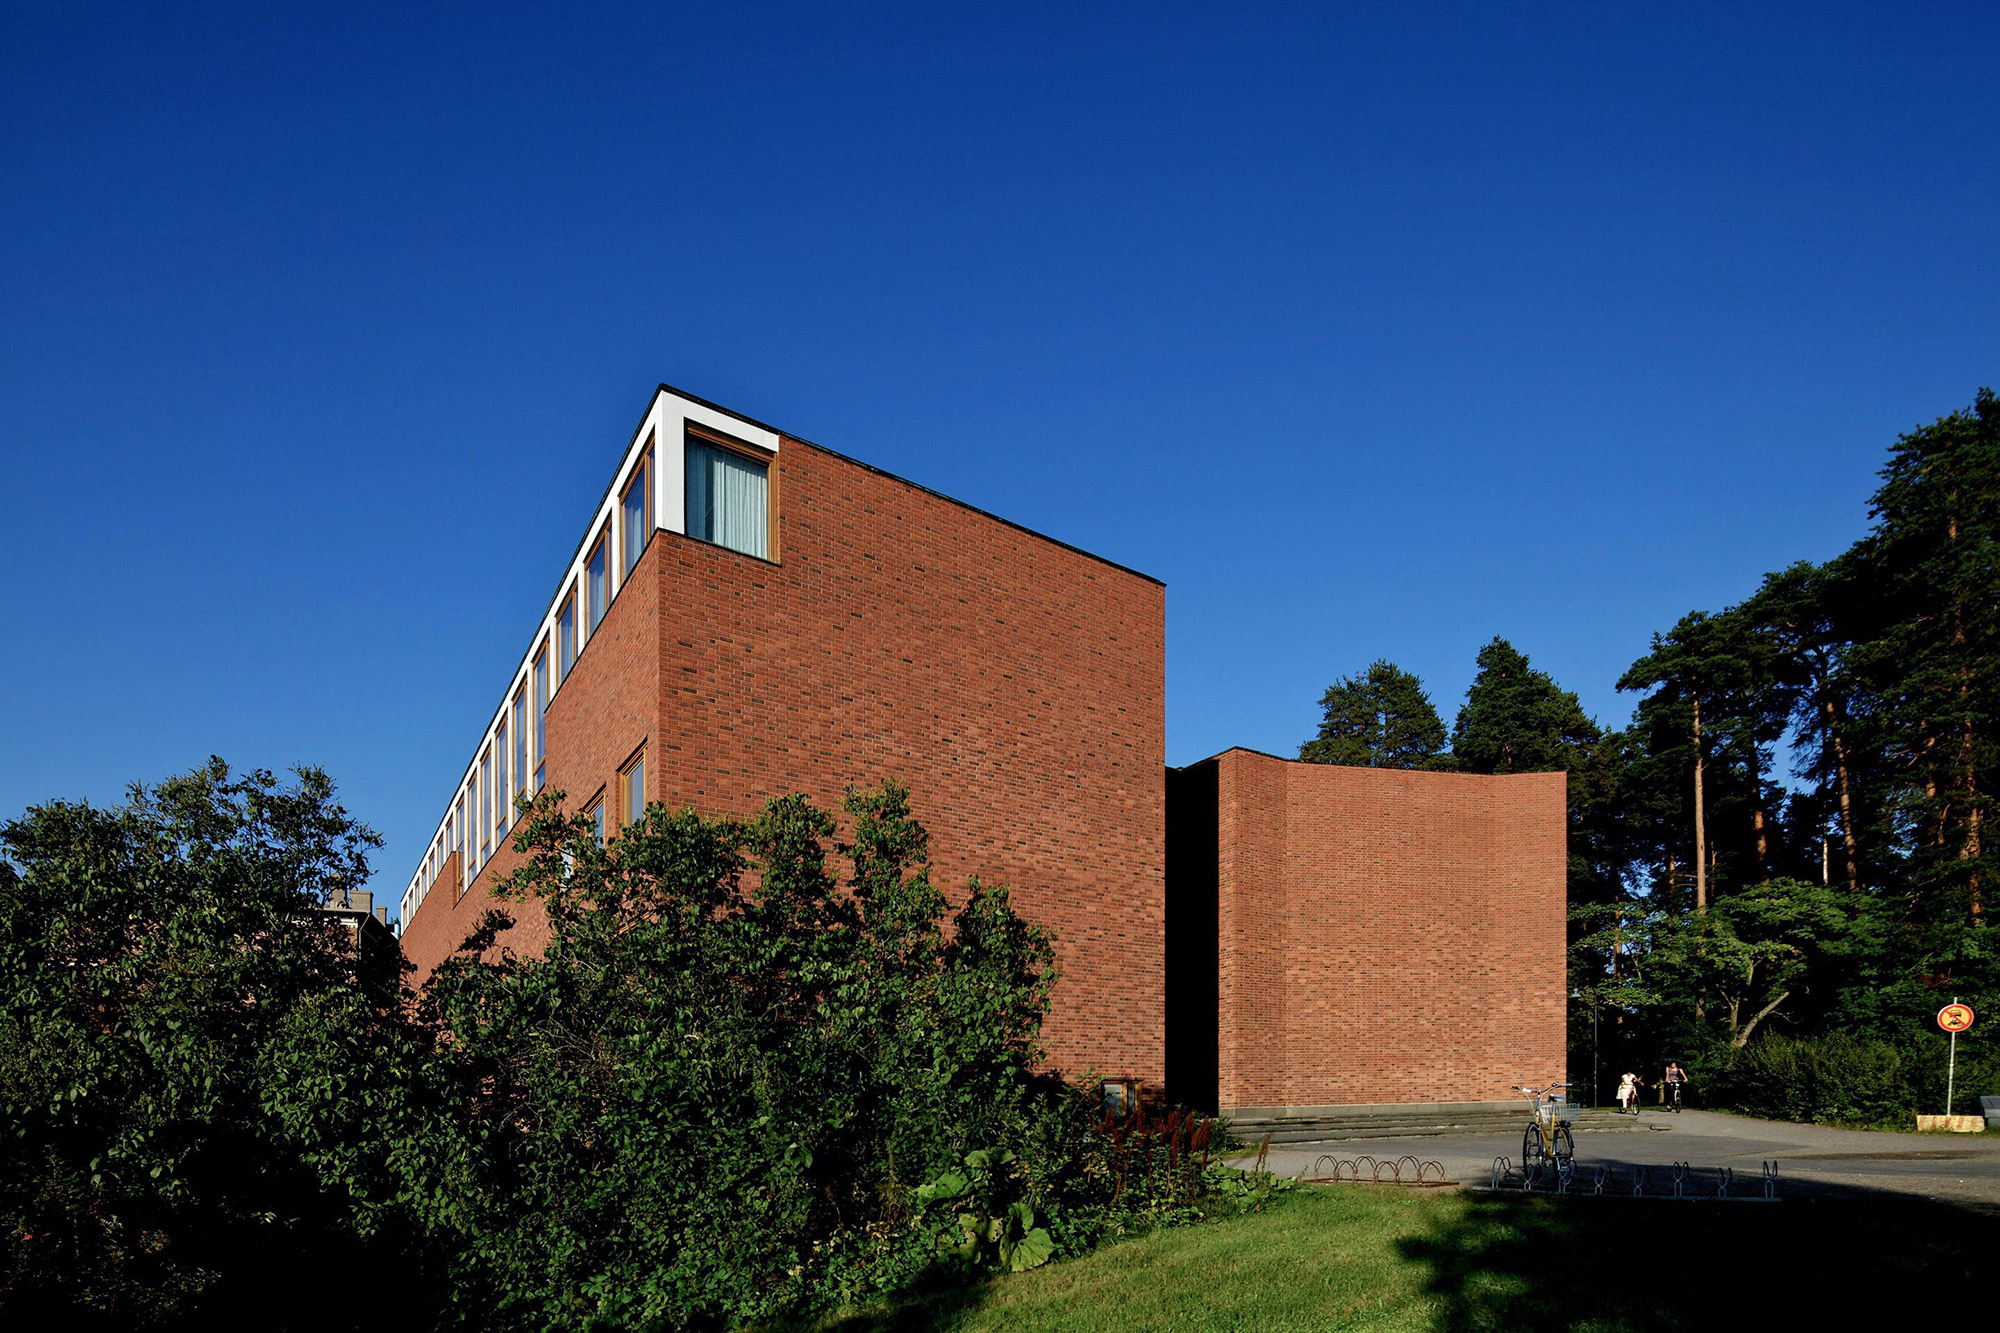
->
[1937,1003,1975,1033]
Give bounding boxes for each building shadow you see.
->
[1395,1189,1997,1331]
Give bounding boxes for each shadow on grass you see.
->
[772,1272,991,1333]
[1396,1191,1997,1331]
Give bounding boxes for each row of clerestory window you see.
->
[403,427,772,924]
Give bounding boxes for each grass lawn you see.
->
[815,1184,1994,1331]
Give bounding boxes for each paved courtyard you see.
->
[1249,1109,2000,1211]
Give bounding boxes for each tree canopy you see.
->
[1451,637,1600,776]
[1299,660,1451,769]
[0,761,416,1329]
[1295,387,2000,1115]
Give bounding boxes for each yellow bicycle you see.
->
[1512,1083,1575,1168]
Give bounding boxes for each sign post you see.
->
[1937,1000,1975,1115]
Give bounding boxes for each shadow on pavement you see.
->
[1396,1191,1996,1331]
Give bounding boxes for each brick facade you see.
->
[1167,749,1566,1113]
[402,430,1168,1086]
[399,386,1569,1110]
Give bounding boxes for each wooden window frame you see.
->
[511,687,528,818]
[492,722,508,840]
[684,423,779,564]
[620,438,654,582]
[584,524,610,640]
[557,588,576,681]
[619,745,646,831]
[532,642,549,792]
[583,788,607,846]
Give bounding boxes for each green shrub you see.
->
[403,781,1231,1330]
[2,767,1243,1330]
[1706,1032,2000,1126]
[0,762,428,1331]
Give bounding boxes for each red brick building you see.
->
[1166,750,1567,1114]
[397,385,1565,1109]
[398,385,1167,1084]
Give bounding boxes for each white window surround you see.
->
[398,387,782,929]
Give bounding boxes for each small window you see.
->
[511,688,528,813]
[532,646,549,791]
[470,756,486,860]
[492,723,508,838]
[685,437,770,560]
[621,445,652,579]
[622,749,646,829]
[584,792,606,846]
[586,529,610,637]
[558,590,577,679]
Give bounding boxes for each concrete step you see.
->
[1227,1105,1655,1144]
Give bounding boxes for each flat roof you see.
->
[654,381,1165,588]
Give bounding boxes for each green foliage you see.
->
[0,761,423,1331]
[1568,388,2000,1098]
[1451,638,1600,777]
[401,780,1232,1329]
[1299,660,1451,769]
[1706,1032,2000,1126]
[1649,878,1854,1048]
[399,781,1060,1327]
[918,1149,1054,1272]
[3,766,1247,1330]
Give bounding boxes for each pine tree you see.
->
[1299,660,1450,769]
[1450,637,1600,775]
[1855,389,2000,925]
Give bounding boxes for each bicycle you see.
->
[1512,1083,1574,1169]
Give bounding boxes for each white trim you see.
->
[397,388,782,930]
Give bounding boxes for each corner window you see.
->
[621,445,652,579]
[586,529,610,637]
[685,436,769,560]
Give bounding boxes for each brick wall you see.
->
[403,434,1168,1085]
[1171,749,1565,1112]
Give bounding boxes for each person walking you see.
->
[1616,1071,1640,1114]
[1663,1061,1687,1112]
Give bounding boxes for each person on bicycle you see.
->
[1616,1071,1639,1113]
[1664,1061,1687,1112]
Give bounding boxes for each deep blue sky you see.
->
[6,4,1998,910]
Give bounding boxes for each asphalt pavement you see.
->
[1245,1109,2000,1211]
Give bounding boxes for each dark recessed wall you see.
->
[1164,760,1219,1113]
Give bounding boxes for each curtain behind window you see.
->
[685,440,769,559]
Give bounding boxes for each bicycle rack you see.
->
[1473,1158,1781,1201]
[1298,1154,1452,1187]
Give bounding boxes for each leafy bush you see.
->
[1706,1032,2000,1127]
[2,766,1250,1330]
[0,762,426,1331]
[401,780,1237,1329]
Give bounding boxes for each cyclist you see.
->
[1615,1070,1640,1114]
[1663,1060,1688,1112]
